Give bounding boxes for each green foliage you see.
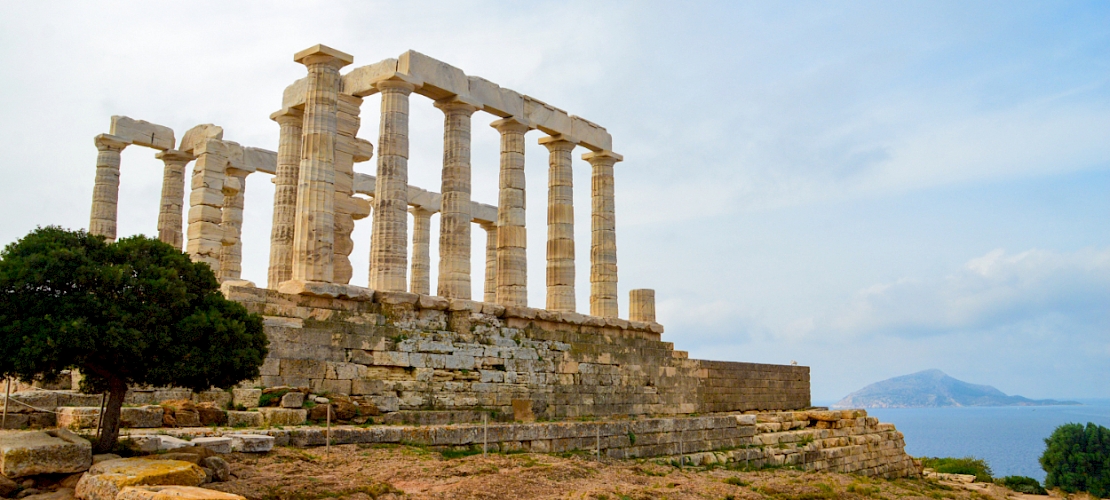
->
[920,456,993,483]
[0,227,268,450]
[258,388,291,407]
[723,477,748,486]
[1040,422,1110,497]
[996,476,1046,495]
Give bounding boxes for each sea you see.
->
[814,399,1110,482]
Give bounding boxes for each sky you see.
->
[0,1,1106,402]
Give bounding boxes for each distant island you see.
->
[834,369,1081,408]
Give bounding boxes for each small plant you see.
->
[920,456,993,483]
[627,431,636,446]
[723,477,748,487]
[996,476,1046,495]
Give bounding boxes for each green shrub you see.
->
[996,476,1045,495]
[920,456,993,483]
[1040,422,1110,497]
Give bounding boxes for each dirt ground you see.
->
[205,443,1038,500]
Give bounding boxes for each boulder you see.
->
[0,473,17,496]
[194,404,227,427]
[0,429,92,478]
[227,434,273,453]
[225,411,261,428]
[19,488,74,500]
[279,392,303,409]
[332,400,357,420]
[199,457,229,482]
[121,406,164,428]
[190,438,231,455]
[92,454,121,465]
[161,413,177,428]
[74,458,205,500]
[129,435,191,453]
[257,408,305,427]
[117,485,245,500]
[148,453,201,465]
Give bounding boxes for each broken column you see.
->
[154,150,193,251]
[409,207,433,296]
[492,118,530,307]
[266,107,303,289]
[435,97,479,299]
[368,78,416,292]
[185,139,228,274]
[480,222,498,303]
[629,289,655,323]
[89,134,128,241]
[219,169,248,282]
[333,94,365,285]
[540,135,577,312]
[289,44,352,284]
[583,151,622,318]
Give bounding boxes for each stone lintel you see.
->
[293,44,354,66]
[581,150,623,163]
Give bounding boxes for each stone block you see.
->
[0,429,92,478]
[56,391,104,408]
[0,391,57,413]
[118,485,246,500]
[280,392,304,408]
[190,437,232,454]
[279,358,326,379]
[122,406,164,428]
[228,434,273,453]
[75,458,205,500]
[258,408,306,427]
[277,280,373,301]
[109,116,175,150]
[397,50,469,98]
[226,411,263,428]
[232,389,261,409]
[56,407,100,429]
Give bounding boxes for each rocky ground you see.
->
[205,443,1046,500]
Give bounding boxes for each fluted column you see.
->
[219,169,248,282]
[540,136,577,312]
[368,79,416,292]
[434,97,479,299]
[290,44,352,284]
[629,289,656,323]
[480,222,498,303]
[491,118,530,306]
[583,151,623,318]
[89,134,128,241]
[409,207,433,295]
[267,107,303,289]
[154,150,193,251]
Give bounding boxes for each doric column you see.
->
[539,136,577,312]
[480,222,498,303]
[333,94,364,285]
[409,207,433,295]
[290,44,352,284]
[434,97,479,299]
[266,107,303,289]
[491,118,530,306]
[219,169,248,282]
[629,289,656,323]
[368,79,416,292]
[89,134,128,241]
[154,150,193,251]
[583,151,623,318]
[186,139,228,274]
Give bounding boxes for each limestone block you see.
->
[178,124,223,155]
[110,116,175,151]
[524,97,573,138]
[225,411,263,428]
[258,408,306,427]
[276,280,374,301]
[417,294,448,310]
[56,407,99,429]
[0,391,57,413]
[243,147,277,175]
[570,116,613,152]
[397,50,468,99]
[118,485,246,500]
[230,388,260,408]
[340,58,403,97]
[228,434,274,453]
[0,429,92,478]
[75,458,205,500]
[189,437,231,455]
[279,392,304,409]
[467,76,510,117]
[122,406,164,428]
[376,291,417,305]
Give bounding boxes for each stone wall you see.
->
[226,285,811,419]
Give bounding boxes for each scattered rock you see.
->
[195,404,227,427]
[0,429,92,478]
[257,408,305,427]
[227,435,272,453]
[279,392,303,409]
[116,485,245,499]
[19,488,75,500]
[161,413,177,428]
[199,457,229,483]
[190,438,231,455]
[59,472,83,489]
[0,474,18,497]
[225,411,261,428]
[15,487,41,498]
[121,407,164,429]
[92,454,121,465]
[75,458,206,500]
[332,400,357,420]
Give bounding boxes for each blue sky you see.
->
[0,1,1106,401]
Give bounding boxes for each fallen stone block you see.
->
[117,485,245,500]
[128,435,191,453]
[279,392,304,409]
[195,404,227,426]
[122,406,165,428]
[56,407,100,429]
[75,458,205,500]
[231,389,261,409]
[0,429,91,478]
[199,456,230,482]
[258,408,306,427]
[190,437,231,454]
[226,411,262,428]
[228,434,273,453]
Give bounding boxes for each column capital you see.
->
[293,44,353,68]
[538,134,577,152]
[94,134,129,151]
[479,221,497,231]
[374,78,417,94]
[491,117,531,134]
[155,149,195,163]
[408,206,435,217]
[433,95,481,115]
[581,150,623,164]
[269,107,304,125]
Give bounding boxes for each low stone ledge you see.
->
[276,280,374,301]
[0,428,92,478]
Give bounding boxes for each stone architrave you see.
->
[629,288,655,322]
[186,139,229,274]
[539,135,577,312]
[368,79,416,292]
[89,134,129,241]
[154,150,193,251]
[434,97,479,299]
[491,118,530,307]
[480,222,498,303]
[583,150,623,318]
[290,44,353,284]
[409,207,433,295]
[266,107,303,289]
[218,169,248,282]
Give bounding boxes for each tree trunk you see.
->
[93,378,127,453]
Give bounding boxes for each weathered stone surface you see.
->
[117,485,245,500]
[0,391,58,413]
[190,438,231,455]
[19,489,75,500]
[228,434,273,453]
[56,408,99,430]
[0,472,17,496]
[199,456,230,482]
[225,411,262,428]
[258,408,306,427]
[277,280,372,301]
[75,458,205,500]
[121,406,164,428]
[195,404,227,427]
[279,392,304,409]
[231,389,261,409]
[0,429,91,478]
